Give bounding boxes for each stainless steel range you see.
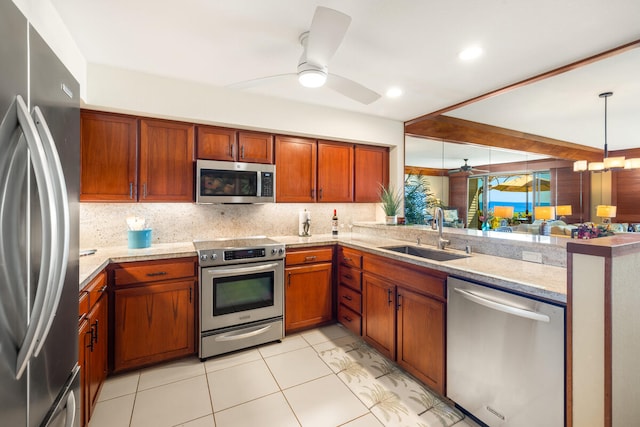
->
[194,237,285,359]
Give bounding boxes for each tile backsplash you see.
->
[80,203,377,248]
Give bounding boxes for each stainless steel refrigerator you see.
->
[1,1,81,426]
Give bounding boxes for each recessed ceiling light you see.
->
[458,46,483,61]
[386,87,403,98]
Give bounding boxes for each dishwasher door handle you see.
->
[454,288,550,322]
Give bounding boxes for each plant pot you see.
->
[385,215,398,225]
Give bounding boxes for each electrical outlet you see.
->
[522,251,543,263]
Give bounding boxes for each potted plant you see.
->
[379,184,403,225]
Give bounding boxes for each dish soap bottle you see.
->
[332,209,339,237]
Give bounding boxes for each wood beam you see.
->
[405,115,603,162]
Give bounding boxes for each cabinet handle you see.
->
[396,293,402,311]
[343,257,352,262]
[342,315,352,322]
[142,182,147,198]
[230,143,234,158]
[287,272,291,287]
[129,182,133,199]
[344,274,353,280]
[98,285,107,293]
[304,256,317,262]
[146,271,167,277]
[319,188,323,199]
[240,145,245,159]
[342,295,352,301]
[86,330,94,352]
[91,319,99,344]
[387,288,393,305]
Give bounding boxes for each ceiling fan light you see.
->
[298,69,327,88]
[603,156,625,169]
[573,160,587,172]
[625,158,640,169]
[588,162,605,171]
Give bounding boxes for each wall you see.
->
[80,202,377,249]
[12,0,86,87]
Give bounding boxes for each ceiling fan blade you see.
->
[305,6,351,66]
[227,73,296,90]
[326,73,381,105]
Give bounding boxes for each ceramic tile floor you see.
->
[89,324,480,427]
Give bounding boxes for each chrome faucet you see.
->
[432,207,450,250]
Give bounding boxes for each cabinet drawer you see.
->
[286,247,333,266]
[339,246,362,269]
[339,265,362,291]
[363,253,446,299]
[338,303,362,336]
[79,291,89,319]
[113,258,196,286]
[84,271,107,310]
[338,284,361,313]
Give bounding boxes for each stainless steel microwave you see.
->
[196,159,275,203]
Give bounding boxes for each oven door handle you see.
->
[206,262,280,276]
[214,324,273,342]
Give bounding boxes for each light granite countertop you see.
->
[79,233,567,304]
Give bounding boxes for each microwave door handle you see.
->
[15,95,57,379]
[32,106,70,357]
[454,288,550,323]
[206,262,280,276]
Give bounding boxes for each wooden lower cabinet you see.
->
[285,246,334,333]
[113,280,195,371]
[362,253,447,395]
[396,286,445,392]
[79,271,108,427]
[110,257,197,373]
[337,246,363,335]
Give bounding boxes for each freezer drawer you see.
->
[446,276,565,427]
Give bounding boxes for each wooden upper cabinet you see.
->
[196,126,237,162]
[275,136,317,202]
[197,127,273,164]
[238,131,274,164]
[317,141,354,202]
[355,145,389,202]
[80,111,138,202]
[140,119,195,202]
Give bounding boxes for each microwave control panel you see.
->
[261,172,274,197]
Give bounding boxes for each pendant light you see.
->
[573,92,640,171]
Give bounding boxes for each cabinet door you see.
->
[78,318,91,427]
[140,119,195,202]
[354,145,389,202]
[196,125,237,161]
[80,111,138,201]
[87,294,108,419]
[238,131,274,164]
[285,262,333,333]
[113,280,195,372]
[363,273,396,359]
[317,141,354,202]
[275,136,317,202]
[396,286,445,395]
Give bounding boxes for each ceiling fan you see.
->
[448,159,489,175]
[229,6,381,105]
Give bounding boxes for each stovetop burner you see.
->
[194,236,285,266]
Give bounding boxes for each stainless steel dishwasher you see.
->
[446,276,565,427]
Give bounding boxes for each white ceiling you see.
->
[52,0,640,153]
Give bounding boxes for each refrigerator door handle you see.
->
[63,389,77,427]
[32,106,69,357]
[14,95,59,380]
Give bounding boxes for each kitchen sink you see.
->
[381,245,469,262]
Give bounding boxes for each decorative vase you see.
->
[482,221,490,231]
[385,215,398,225]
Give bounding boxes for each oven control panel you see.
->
[197,244,285,267]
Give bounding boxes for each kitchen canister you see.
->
[128,229,152,249]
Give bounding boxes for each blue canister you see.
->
[128,229,152,249]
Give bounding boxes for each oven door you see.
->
[200,260,284,331]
